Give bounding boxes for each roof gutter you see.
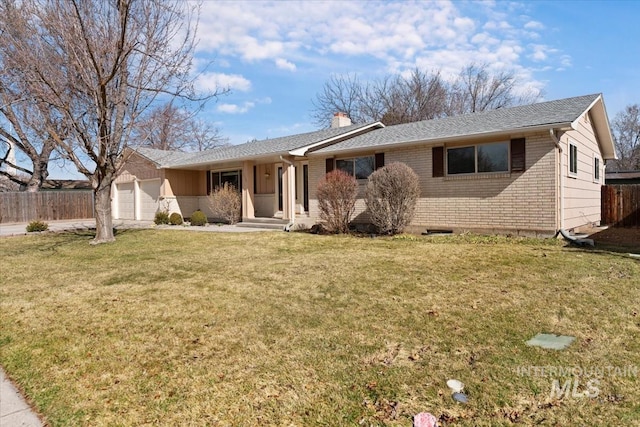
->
[549,128,564,232]
[308,123,574,157]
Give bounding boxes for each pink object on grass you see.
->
[413,412,438,427]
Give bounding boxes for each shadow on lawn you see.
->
[34,227,148,252]
[586,227,640,255]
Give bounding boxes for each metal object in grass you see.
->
[526,333,575,350]
[452,392,469,404]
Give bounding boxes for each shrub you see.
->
[169,212,183,225]
[208,183,241,224]
[365,162,420,235]
[26,220,48,232]
[317,169,358,234]
[154,211,170,225]
[189,210,207,226]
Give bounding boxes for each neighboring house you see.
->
[114,94,616,235]
[605,171,640,185]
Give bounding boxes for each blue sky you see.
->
[193,0,640,146]
[29,0,640,178]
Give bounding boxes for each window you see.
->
[446,142,509,175]
[569,143,578,176]
[336,156,375,179]
[594,156,600,182]
[210,170,241,192]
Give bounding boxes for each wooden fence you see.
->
[0,191,94,223]
[601,184,640,227]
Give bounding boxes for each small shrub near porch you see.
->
[316,169,358,234]
[189,210,208,226]
[365,162,420,235]
[208,183,241,224]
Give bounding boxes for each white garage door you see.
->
[139,179,160,220]
[117,182,135,219]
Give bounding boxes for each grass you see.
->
[0,230,639,426]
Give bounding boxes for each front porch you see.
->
[240,157,309,223]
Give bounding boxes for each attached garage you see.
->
[114,179,160,220]
[139,179,160,220]
[116,182,135,220]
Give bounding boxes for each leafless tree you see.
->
[609,104,640,171]
[311,64,541,127]
[378,69,448,125]
[131,102,228,152]
[447,64,540,115]
[0,0,226,243]
[311,74,367,126]
[0,90,65,191]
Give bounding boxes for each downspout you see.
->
[549,128,563,232]
[279,155,295,231]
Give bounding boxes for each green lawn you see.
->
[0,230,638,426]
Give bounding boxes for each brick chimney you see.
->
[331,112,352,128]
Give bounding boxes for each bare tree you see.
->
[379,69,448,125]
[131,102,228,152]
[311,74,367,126]
[311,64,541,127]
[446,64,541,115]
[0,91,65,191]
[609,104,640,171]
[0,0,225,243]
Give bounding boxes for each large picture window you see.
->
[447,142,509,175]
[336,156,375,179]
[210,170,241,192]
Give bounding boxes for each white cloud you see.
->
[194,1,564,96]
[215,97,270,115]
[524,20,545,30]
[275,58,297,71]
[217,102,255,114]
[197,72,251,92]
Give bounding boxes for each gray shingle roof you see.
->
[134,147,197,166]
[160,122,380,168]
[313,94,601,154]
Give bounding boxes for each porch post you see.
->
[242,160,255,220]
[282,157,296,222]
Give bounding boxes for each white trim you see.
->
[288,122,385,156]
[309,124,573,158]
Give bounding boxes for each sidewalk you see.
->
[0,219,276,237]
[0,368,43,427]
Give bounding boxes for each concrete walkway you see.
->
[0,219,277,237]
[0,368,43,427]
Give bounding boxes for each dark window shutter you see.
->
[432,146,444,177]
[511,138,526,172]
[325,158,334,174]
[375,152,385,170]
[206,171,211,195]
[253,166,257,193]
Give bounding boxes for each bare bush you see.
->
[365,163,420,235]
[317,170,358,234]
[209,183,241,224]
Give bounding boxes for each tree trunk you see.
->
[25,158,49,192]
[92,179,115,244]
